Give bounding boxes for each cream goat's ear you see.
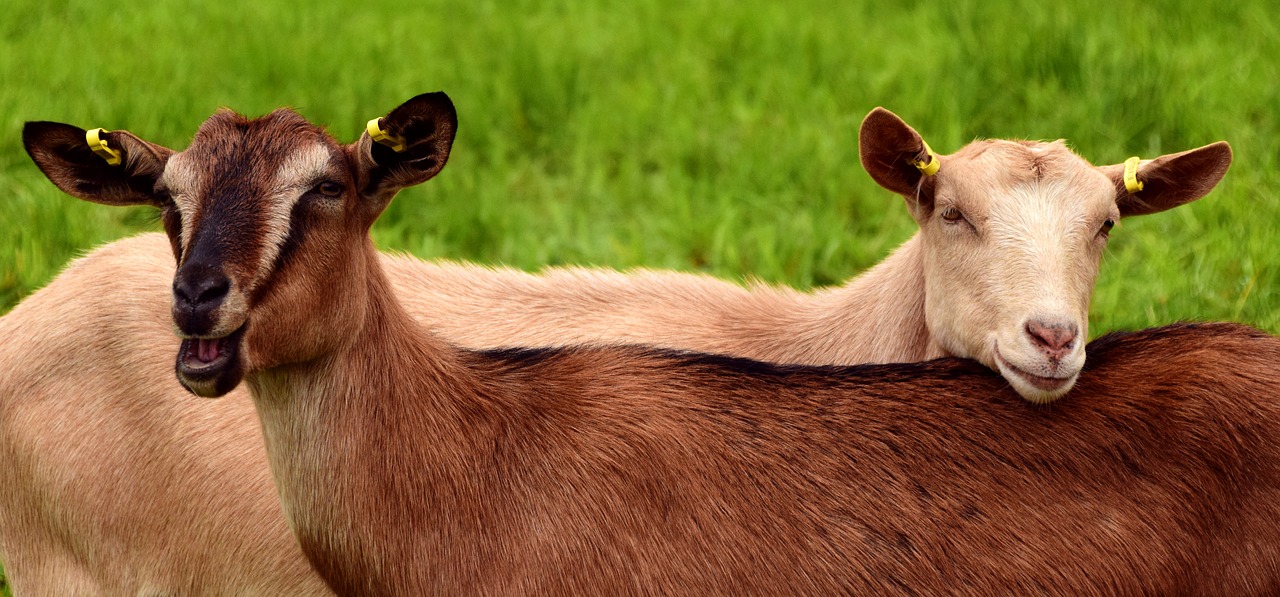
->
[23,121,173,207]
[1098,141,1233,217]
[353,91,458,207]
[858,107,940,209]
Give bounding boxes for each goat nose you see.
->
[174,267,230,311]
[1024,318,1079,360]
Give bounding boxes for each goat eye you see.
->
[315,181,343,197]
[1099,219,1115,237]
[154,188,175,206]
[939,207,965,223]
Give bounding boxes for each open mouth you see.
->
[177,323,246,384]
[994,344,1076,394]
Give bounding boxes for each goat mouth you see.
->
[993,344,1077,395]
[176,324,246,397]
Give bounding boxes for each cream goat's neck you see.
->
[778,233,937,365]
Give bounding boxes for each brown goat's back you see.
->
[301,321,1280,595]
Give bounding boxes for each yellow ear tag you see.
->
[911,139,940,176]
[1123,156,1144,193]
[366,118,406,152]
[86,128,122,166]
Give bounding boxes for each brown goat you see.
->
[7,100,1231,593]
[20,92,1280,594]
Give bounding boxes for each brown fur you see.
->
[272,271,1280,594]
[2,98,1239,591]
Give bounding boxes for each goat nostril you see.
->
[174,269,230,308]
[174,278,198,306]
[1026,320,1079,352]
[197,275,230,304]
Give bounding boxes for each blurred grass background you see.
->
[1,0,1278,590]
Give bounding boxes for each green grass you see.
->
[1,0,1278,590]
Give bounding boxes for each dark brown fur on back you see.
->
[289,296,1280,594]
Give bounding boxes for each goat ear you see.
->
[353,92,458,207]
[859,107,939,211]
[23,121,173,207]
[1098,141,1232,217]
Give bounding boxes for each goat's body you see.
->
[0,238,326,595]
[0,231,929,593]
[5,233,1275,594]
[254,253,1280,594]
[6,95,1241,593]
[392,232,933,365]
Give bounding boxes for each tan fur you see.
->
[0,240,326,595]
[6,101,1234,593]
[859,109,1232,403]
[914,140,1115,401]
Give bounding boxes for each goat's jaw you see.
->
[176,323,248,398]
[992,342,1082,404]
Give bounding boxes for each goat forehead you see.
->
[983,185,1085,252]
[161,111,343,270]
[168,109,340,195]
[269,143,340,190]
[946,141,1113,215]
[953,140,1090,184]
[989,180,1110,227]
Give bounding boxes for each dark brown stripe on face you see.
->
[183,181,264,276]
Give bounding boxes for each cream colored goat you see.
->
[18,92,1277,595]
[5,99,1229,593]
[388,110,1233,405]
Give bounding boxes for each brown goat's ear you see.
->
[23,121,173,207]
[353,92,457,209]
[1098,141,1232,217]
[859,107,940,211]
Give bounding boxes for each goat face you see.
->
[160,110,364,397]
[23,93,458,398]
[860,108,1232,403]
[915,141,1116,403]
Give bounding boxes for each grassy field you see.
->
[1,0,1277,590]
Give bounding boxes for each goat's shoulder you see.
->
[0,233,175,410]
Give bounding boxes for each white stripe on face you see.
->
[160,153,202,255]
[254,143,337,283]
